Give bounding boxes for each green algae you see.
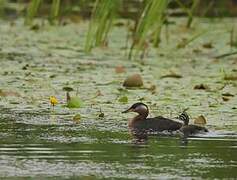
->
[0,17,236,129]
[0,17,237,179]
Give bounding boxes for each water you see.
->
[0,117,236,179]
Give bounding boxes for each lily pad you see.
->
[63,87,74,92]
[67,96,83,108]
[73,114,81,121]
[118,96,128,103]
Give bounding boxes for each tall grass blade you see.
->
[49,0,61,25]
[129,0,168,59]
[0,0,5,17]
[230,25,237,47]
[25,0,42,25]
[176,0,199,28]
[187,0,199,28]
[85,0,120,53]
[177,30,208,48]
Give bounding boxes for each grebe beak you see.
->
[122,107,134,113]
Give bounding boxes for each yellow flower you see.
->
[50,96,58,106]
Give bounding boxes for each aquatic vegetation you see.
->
[67,96,83,108]
[177,30,208,48]
[73,113,81,123]
[194,115,207,126]
[85,0,169,58]
[176,0,200,28]
[129,0,168,58]
[118,96,128,104]
[49,0,61,24]
[123,74,143,88]
[25,0,42,25]
[85,0,120,52]
[25,0,61,25]
[193,84,209,90]
[230,25,237,47]
[3,0,232,59]
[115,65,126,74]
[0,3,237,178]
[0,0,5,17]
[98,108,105,118]
[50,96,58,107]
[62,87,83,108]
[224,74,237,81]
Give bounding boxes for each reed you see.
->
[176,0,200,28]
[85,0,168,59]
[177,30,208,48]
[25,0,61,25]
[25,0,41,25]
[0,0,5,17]
[85,0,120,52]
[129,0,168,59]
[49,0,61,24]
[230,26,237,47]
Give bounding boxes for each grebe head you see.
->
[122,102,149,117]
[178,111,189,125]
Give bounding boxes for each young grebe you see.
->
[178,112,208,138]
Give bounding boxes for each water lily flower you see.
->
[50,96,58,107]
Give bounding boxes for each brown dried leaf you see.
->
[194,115,207,126]
[194,84,209,90]
[115,65,126,74]
[123,74,143,88]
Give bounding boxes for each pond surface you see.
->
[0,116,237,179]
[0,18,237,179]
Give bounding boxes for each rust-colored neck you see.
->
[129,114,147,129]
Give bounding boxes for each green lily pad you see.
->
[118,96,128,103]
[73,114,81,122]
[67,96,83,108]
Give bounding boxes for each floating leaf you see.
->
[160,73,182,79]
[0,90,21,97]
[115,65,126,73]
[222,93,234,97]
[147,84,156,94]
[202,42,213,49]
[194,115,207,126]
[123,74,143,88]
[118,96,128,103]
[98,108,105,118]
[194,84,209,90]
[62,87,74,92]
[224,74,237,81]
[222,96,230,102]
[73,114,81,123]
[67,96,83,108]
